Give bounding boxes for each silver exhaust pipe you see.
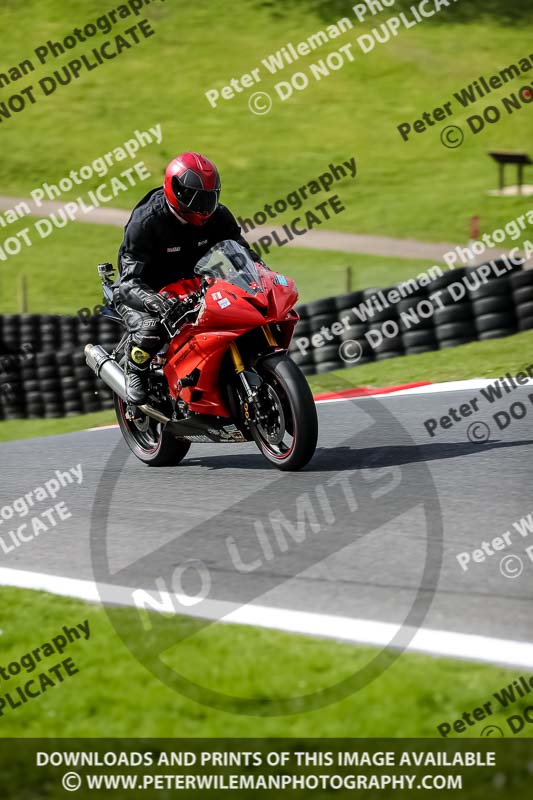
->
[84,344,170,425]
[85,343,128,401]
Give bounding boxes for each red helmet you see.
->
[164,152,221,226]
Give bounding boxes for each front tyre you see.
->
[114,394,191,466]
[250,354,318,470]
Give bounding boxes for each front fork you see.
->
[229,326,279,422]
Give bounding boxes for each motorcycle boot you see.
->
[125,346,151,405]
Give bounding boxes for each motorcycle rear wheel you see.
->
[114,394,191,466]
[250,354,318,471]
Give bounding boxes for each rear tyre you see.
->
[250,354,318,471]
[114,393,191,466]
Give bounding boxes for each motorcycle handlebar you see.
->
[161,291,204,336]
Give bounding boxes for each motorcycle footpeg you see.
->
[125,403,144,421]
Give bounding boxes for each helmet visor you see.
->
[189,188,220,215]
[173,178,220,215]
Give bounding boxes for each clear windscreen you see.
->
[194,240,263,295]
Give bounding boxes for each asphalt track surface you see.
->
[1,385,532,661]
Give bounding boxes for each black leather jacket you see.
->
[116,188,256,311]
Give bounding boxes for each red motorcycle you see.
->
[85,240,318,470]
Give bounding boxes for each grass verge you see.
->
[308,330,533,393]
[0,2,531,243]
[0,410,115,443]
[0,586,530,738]
[0,216,433,314]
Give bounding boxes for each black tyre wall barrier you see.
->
[0,259,529,420]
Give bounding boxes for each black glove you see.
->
[143,294,176,316]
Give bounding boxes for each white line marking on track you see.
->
[378,378,533,396]
[86,378,533,424]
[317,378,533,404]
[87,424,119,431]
[1,566,532,669]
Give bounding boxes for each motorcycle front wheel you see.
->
[249,354,318,471]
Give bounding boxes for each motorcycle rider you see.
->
[115,151,259,405]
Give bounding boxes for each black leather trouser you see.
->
[115,301,169,362]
